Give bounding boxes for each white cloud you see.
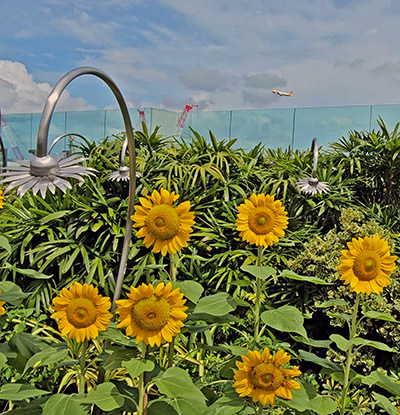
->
[242,89,280,107]
[0,60,95,114]
[243,73,287,89]
[178,68,229,92]
[57,11,120,46]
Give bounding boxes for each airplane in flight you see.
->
[272,90,293,96]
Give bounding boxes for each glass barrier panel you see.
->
[150,109,178,137]
[182,110,231,141]
[105,109,125,138]
[294,105,371,150]
[231,109,294,150]
[1,113,32,160]
[66,110,106,143]
[371,105,400,132]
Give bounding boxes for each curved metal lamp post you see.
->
[297,138,330,195]
[47,132,89,155]
[0,67,137,309]
[0,135,6,172]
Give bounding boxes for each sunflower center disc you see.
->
[146,204,180,240]
[257,216,267,226]
[353,251,381,281]
[132,295,171,331]
[248,207,275,235]
[249,362,284,391]
[66,298,98,328]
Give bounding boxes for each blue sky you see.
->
[1,0,400,114]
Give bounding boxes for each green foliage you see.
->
[2,121,400,414]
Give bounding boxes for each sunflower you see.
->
[116,282,187,347]
[0,290,5,316]
[0,189,4,209]
[131,188,195,256]
[51,282,112,342]
[236,194,288,247]
[338,235,397,295]
[233,347,301,406]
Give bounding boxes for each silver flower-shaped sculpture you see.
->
[109,165,130,182]
[108,136,141,182]
[297,176,330,195]
[297,138,330,195]
[0,132,95,197]
[0,153,95,198]
[109,136,130,182]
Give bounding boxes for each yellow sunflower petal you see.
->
[235,193,288,248]
[50,281,112,342]
[116,282,187,346]
[233,347,300,406]
[338,235,397,295]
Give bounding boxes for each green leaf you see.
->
[330,334,351,352]
[154,367,206,407]
[298,350,341,371]
[0,384,50,400]
[193,293,236,316]
[23,346,69,375]
[315,299,348,308]
[148,400,178,415]
[0,352,7,368]
[261,305,307,337]
[42,394,88,415]
[170,396,207,415]
[326,311,351,321]
[363,310,398,322]
[0,236,11,254]
[5,264,52,279]
[79,382,124,411]
[173,281,204,304]
[241,265,276,280]
[205,396,246,415]
[223,345,248,356]
[286,383,336,414]
[0,281,30,306]
[6,397,49,415]
[308,395,338,414]
[122,358,155,379]
[351,337,395,352]
[373,392,399,415]
[280,269,330,285]
[39,210,72,225]
[362,371,400,395]
[98,325,138,347]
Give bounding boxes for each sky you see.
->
[1,0,400,114]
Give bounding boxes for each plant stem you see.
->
[253,246,264,346]
[167,253,178,366]
[169,253,178,282]
[138,345,149,415]
[78,339,88,394]
[167,337,175,368]
[339,294,360,415]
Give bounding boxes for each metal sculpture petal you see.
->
[108,136,141,182]
[0,154,96,197]
[297,177,330,195]
[297,137,331,196]
[109,166,130,182]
